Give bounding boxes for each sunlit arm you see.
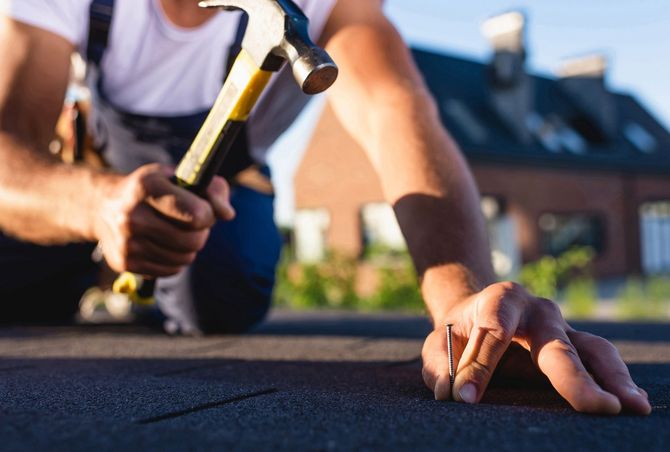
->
[321,0,496,324]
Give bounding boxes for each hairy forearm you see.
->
[0,132,112,244]
[0,19,112,245]
[324,8,495,324]
[367,89,496,324]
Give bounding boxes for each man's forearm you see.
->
[323,3,495,325]
[0,132,112,244]
[368,89,496,324]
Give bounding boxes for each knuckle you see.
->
[124,210,142,236]
[180,231,207,252]
[575,331,613,349]
[485,281,525,303]
[534,298,563,318]
[590,334,620,356]
[130,171,152,200]
[132,164,166,198]
[549,337,575,353]
[497,281,524,296]
[190,201,214,228]
[473,291,514,338]
[172,251,196,267]
[211,176,228,194]
[468,358,494,383]
[534,337,578,366]
[484,325,510,345]
[611,368,632,382]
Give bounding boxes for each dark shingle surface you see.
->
[0,310,668,451]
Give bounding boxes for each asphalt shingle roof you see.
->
[412,48,670,174]
[1,311,669,451]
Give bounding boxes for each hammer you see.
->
[113,0,338,304]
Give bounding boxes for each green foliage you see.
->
[365,255,424,312]
[519,256,560,299]
[563,277,597,319]
[647,276,670,315]
[519,247,595,299]
[616,278,648,319]
[361,242,407,261]
[273,251,358,310]
[616,277,670,320]
[273,247,423,312]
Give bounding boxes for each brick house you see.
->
[293,12,670,279]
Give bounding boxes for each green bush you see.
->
[616,277,670,320]
[519,247,595,299]
[563,277,597,319]
[273,247,423,312]
[273,251,359,310]
[519,255,560,299]
[647,276,670,317]
[365,256,424,313]
[616,278,648,319]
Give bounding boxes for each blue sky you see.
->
[269,0,670,225]
[386,0,670,128]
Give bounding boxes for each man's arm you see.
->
[320,0,494,322]
[320,0,651,415]
[0,17,233,276]
[0,18,103,243]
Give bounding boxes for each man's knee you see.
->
[194,272,274,334]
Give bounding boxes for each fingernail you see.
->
[458,383,478,404]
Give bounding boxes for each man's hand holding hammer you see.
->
[0,0,652,414]
[94,164,235,277]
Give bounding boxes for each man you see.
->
[0,0,651,415]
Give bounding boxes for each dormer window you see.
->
[443,99,488,144]
[526,113,587,154]
[624,123,657,153]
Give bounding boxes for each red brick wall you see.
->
[472,165,628,276]
[294,104,384,255]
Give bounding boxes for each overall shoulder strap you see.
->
[219,13,254,180]
[224,13,248,77]
[87,0,116,66]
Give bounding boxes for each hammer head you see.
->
[199,0,338,95]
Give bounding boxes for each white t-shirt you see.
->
[1,0,337,166]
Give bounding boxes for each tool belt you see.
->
[51,102,273,195]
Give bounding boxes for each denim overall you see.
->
[0,0,282,332]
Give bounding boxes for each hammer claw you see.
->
[199,0,338,93]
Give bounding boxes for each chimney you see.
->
[558,54,617,140]
[482,11,533,143]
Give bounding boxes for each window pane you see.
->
[640,201,670,274]
[539,213,605,256]
[360,203,406,255]
[294,209,330,263]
